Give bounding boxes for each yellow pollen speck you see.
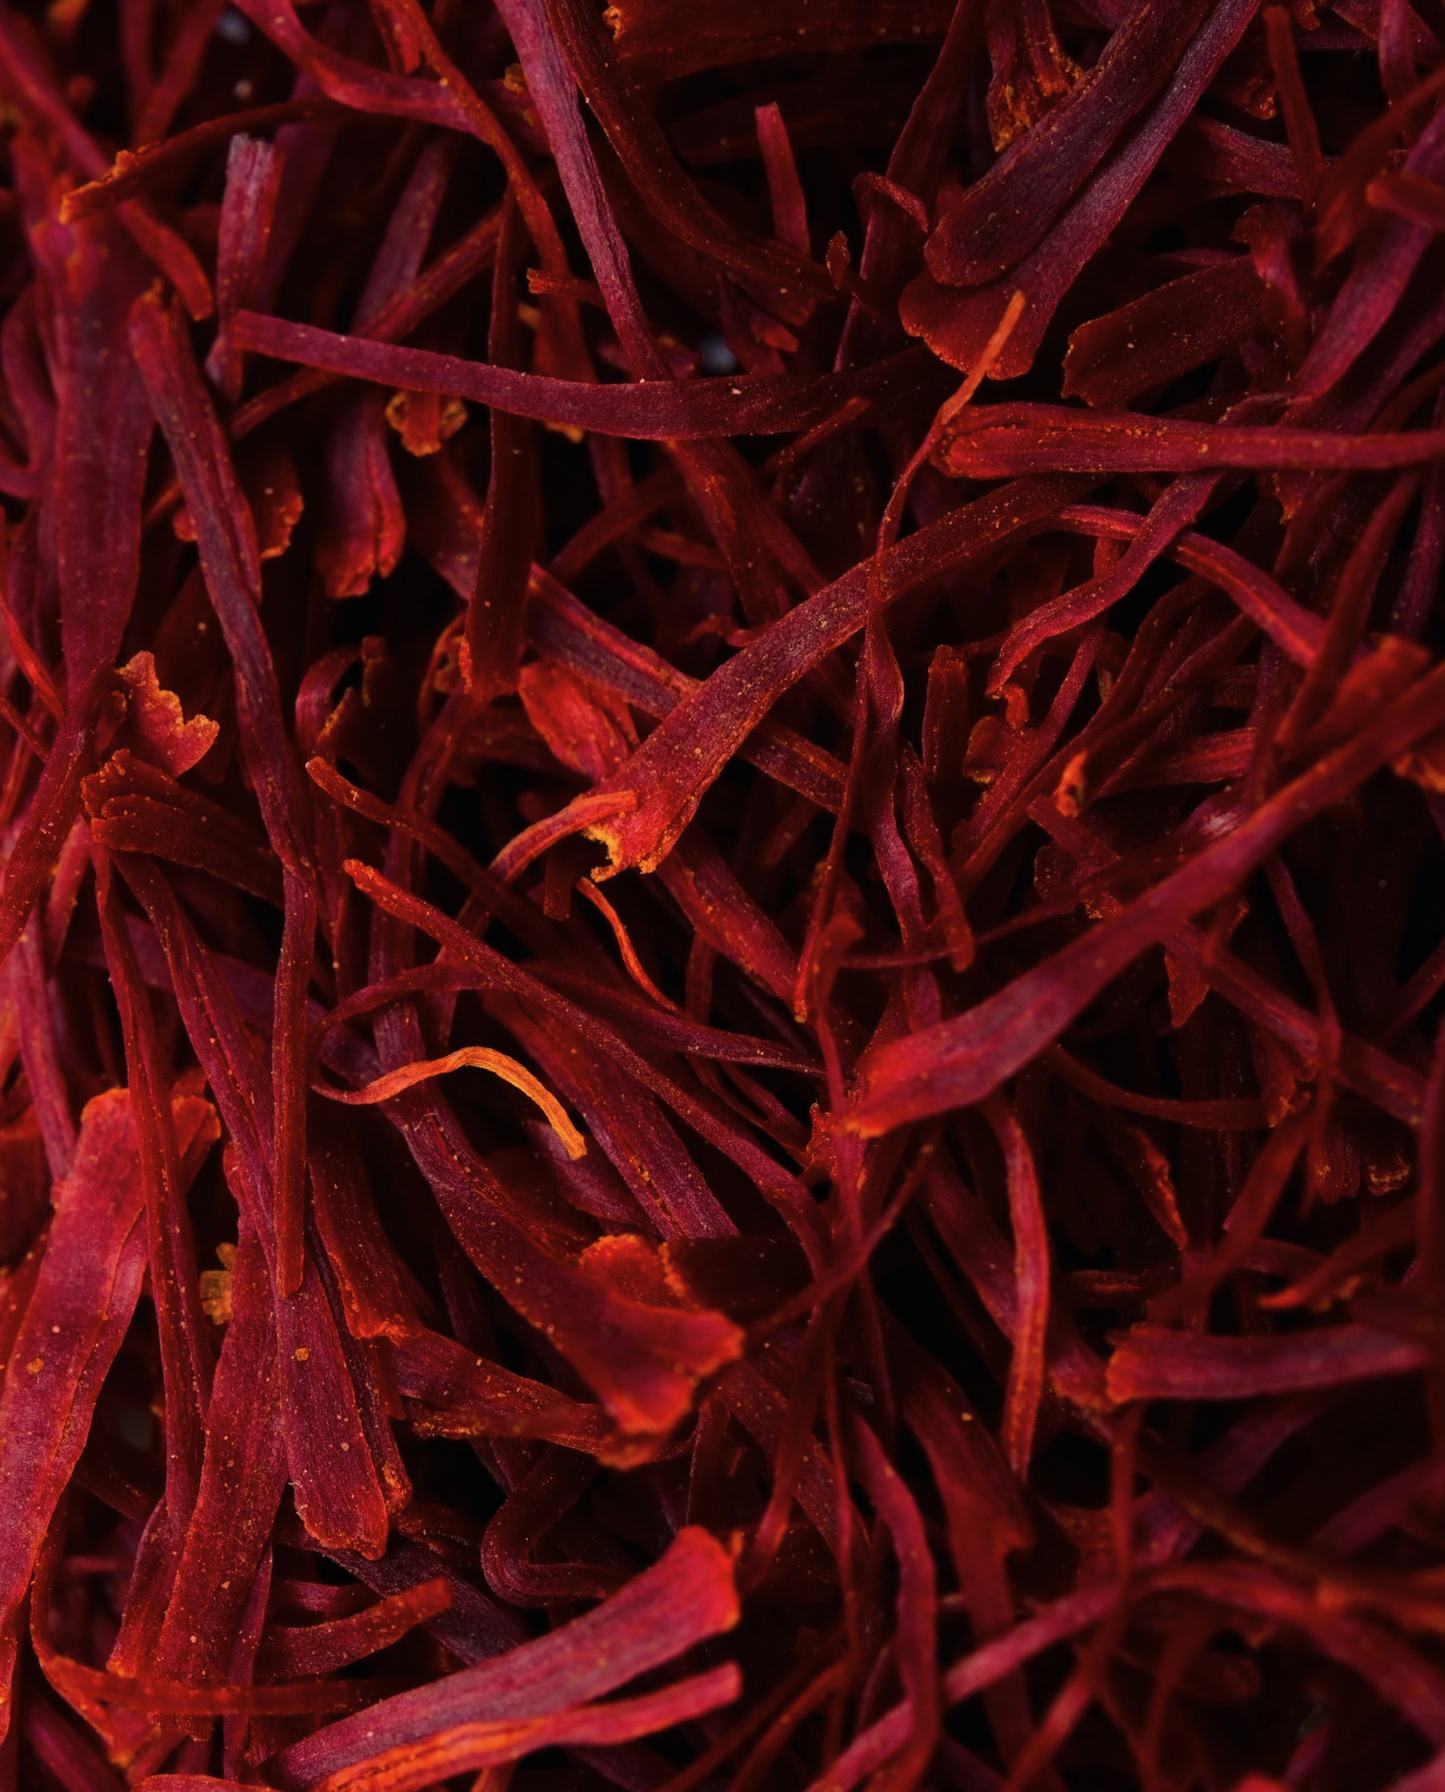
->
[26,1358,42,1375]
[294,1347,310,1361]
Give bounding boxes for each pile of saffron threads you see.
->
[4,1,1445,1789]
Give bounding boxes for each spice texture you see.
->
[1,1,1445,1789]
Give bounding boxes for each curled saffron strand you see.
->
[313,1048,588,1159]
[576,876,681,1012]
[867,288,1027,609]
